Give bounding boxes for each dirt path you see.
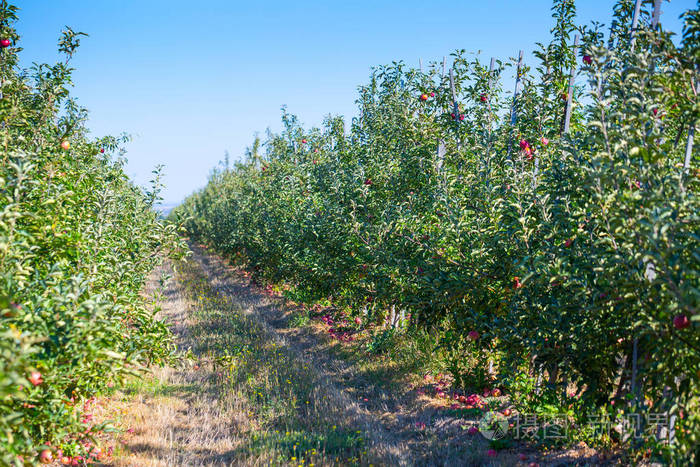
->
[107,245,600,466]
[188,245,491,466]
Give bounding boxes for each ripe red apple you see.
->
[430,92,435,97]
[459,114,465,121]
[467,330,479,341]
[420,93,428,101]
[480,94,488,103]
[564,239,573,247]
[0,39,10,48]
[673,314,690,330]
[29,371,43,386]
[540,137,549,146]
[513,277,523,289]
[301,139,307,144]
[354,317,362,325]
[583,55,592,65]
[364,178,372,186]
[503,408,512,416]
[39,450,53,464]
[450,113,456,119]
[60,140,70,150]
[100,148,105,153]
[519,139,529,150]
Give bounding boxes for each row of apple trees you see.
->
[0,2,184,465]
[173,0,698,463]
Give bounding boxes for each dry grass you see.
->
[92,245,614,466]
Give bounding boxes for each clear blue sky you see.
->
[14,1,694,205]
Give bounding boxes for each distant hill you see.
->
[156,203,178,217]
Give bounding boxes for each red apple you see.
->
[459,114,465,121]
[39,450,53,464]
[513,277,523,289]
[420,93,428,101]
[673,314,690,330]
[450,113,456,119]
[0,39,10,48]
[480,94,488,103]
[503,408,512,416]
[540,137,549,146]
[564,239,573,247]
[60,140,70,150]
[487,449,497,457]
[467,330,479,341]
[301,139,307,144]
[364,178,372,186]
[100,148,105,153]
[29,371,43,386]
[583,55,592,65]
[430,92,435,97]
[519,139,529,150]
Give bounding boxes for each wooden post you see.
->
[684,125,695,174]
[449,68,459,120]
[510,51,524,159]
[436,141,446,171]
[629,0,643,48]
[450,68,461,151]
[485,58,496,180]
[651,0,662,30]
[510,51,524,127]
[563,34,580,135]
[487,57,496,92]
[682,75,697,186]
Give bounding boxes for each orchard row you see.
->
[0,3,183,465]
[173,1,699,464]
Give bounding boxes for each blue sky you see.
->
[14,0,694,205]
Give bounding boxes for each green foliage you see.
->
[0,2,184,464]
[364,328,396,355]
[173,0,698,463]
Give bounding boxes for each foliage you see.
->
[0,2,184,464]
